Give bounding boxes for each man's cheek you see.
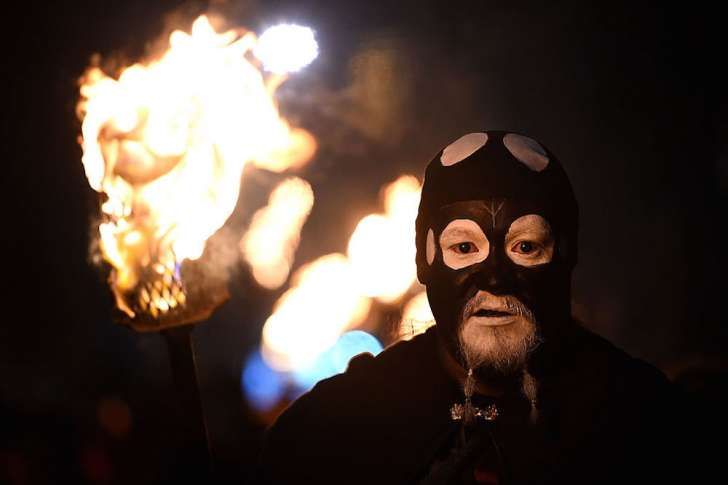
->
[427,275,467,317]
[512,265,556,313]
[513,270,538,299]
[431,270,480,325]
[435,263,478,288]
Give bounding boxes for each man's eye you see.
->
[451,242,477,254]
[512,241,540,255]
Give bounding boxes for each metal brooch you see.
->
[450,402,499,422]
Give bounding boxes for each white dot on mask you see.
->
[426,229,435,265]
[440,132,488,166]
[503,133,550,172]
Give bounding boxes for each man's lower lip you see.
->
[468,315,516,327]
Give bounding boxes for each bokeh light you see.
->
[399,291,435,340]
[241,177,314,289]
[261,254,372,372]
[347,175,420,303]
[242,331,383,412]
[291,330,383,390]
[241,350,286,412]
[254,24,319,74]
[97,397,132,438]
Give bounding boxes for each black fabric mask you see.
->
[415,131,578,363]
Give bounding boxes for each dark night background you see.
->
[2,0,727,483]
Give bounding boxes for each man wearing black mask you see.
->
[259,131,684,485]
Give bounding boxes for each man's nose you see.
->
[471,253,515,295]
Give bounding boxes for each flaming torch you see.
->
[77,15,317,470]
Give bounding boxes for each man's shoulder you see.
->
[258,328,453,483]
[568,323,671,391]
[546,324,687,484]
[269,327,440,424]
[551,322,676,432]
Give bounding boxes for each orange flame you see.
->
[77,16,316,321]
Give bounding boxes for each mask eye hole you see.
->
[439,219,489,270]
[505,215,554,267]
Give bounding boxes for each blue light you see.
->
[330,330,383,370]
[241,350,286,412]
[292,330,383,391]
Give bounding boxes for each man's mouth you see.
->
[467,306,517,326]
[472,308,513,318]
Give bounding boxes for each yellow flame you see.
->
[77,15,316,317]
[261,254,371,371]
[347,175,421,303]
[400,291,435,340]
[241,177,314,289]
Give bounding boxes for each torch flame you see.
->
[78,15,317,323]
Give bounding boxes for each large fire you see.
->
[77,16,317,328]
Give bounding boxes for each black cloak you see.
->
[258,322,685,485]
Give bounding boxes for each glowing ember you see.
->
[399,291,435,340]
[77,16,317,327]
[347,175,421,303]
[262,254,371,371]
[241,177,314,289]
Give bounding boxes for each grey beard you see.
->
[457,294,542,375]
